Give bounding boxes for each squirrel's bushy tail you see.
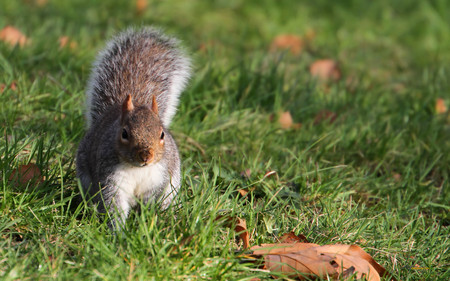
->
[84,27,191,128]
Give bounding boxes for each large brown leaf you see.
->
[251,243,388,280]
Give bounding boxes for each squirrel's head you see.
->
[116,95,165,167]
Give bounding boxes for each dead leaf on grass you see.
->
[310,59,341,82]
[59,36,78,50]
[435,98,448,114]
[278,111,302,129]
[250,243,389,280]
[136,0,148,15]
[0,26,29,47]
[35,0,48,7]
[9,163,44,187]
[313,110,337,125]
[240,169,251,179]
[217,215,250,249]
[270,34,304,55]
[279,232,309,243]
[263,170,277,179]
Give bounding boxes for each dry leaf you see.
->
[435,98,448,114]
[240,169,251,179]
[278,111,301,129]
[263,170,277,179]
[9,81,17,91]
[314,110,337,125]
[305,28,316,41]
[136,0,148,15]
[310,59,341,82]
[9,163,44,186]
[36,0,48,6]
[238,189,249,196]
[235,217,250,249]
[217,215,250,249]
[0,26,29,47]
[270,34,303,55]
[278,111,293,129]
[0,83,5,93]
[251,243,388,280]
[392,173,401,182]
[58,36,78,50]
[279,232,309,243]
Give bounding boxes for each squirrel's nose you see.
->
[139,150,153,164]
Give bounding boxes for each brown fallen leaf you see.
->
[9,163,44,187]
[313,110,337,125]
[58,36,78,50]
[270,34,303,55]
[9,81,17,91]
[310,59,341,82]
[136,0,148,15]
[392,173,402,182]
[279,232,309,243]
[263,170,277,179]
[250,243,388,280]
[36,0,48,7]
[217,215,250,249]
[0,26,29,47]
[278,111,293,129]
[305,28,316,41]
[238,189,249,196]
[237,186,255,197]
[278,111,302,129]
[435,98,448,114]
[0,83,5,93]
[240,169,251,179]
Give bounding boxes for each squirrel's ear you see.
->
[151,95,159,115]
[122,95,134,114]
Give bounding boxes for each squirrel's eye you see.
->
[122,128,128,140]
[160,131,165,140]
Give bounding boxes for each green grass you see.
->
[1,0,449,280]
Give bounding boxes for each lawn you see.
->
[0,0,449,280]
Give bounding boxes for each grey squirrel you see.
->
[76,27,191,230]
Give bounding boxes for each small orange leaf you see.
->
[58,36,77,50]
[9,163,43,187]
[278,111,293,129]
[9,81,17,91]
[0,84,5,93]
[310,59,341,82]
[278,111,301,129]
[279,232,309,243]
[435,98,447,114]
[0,26,29,47]
[35,0,48,7]
[270,34,303,55]
[238,189,249,196]
[136,0,148,15]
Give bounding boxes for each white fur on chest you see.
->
[112,162,167,198]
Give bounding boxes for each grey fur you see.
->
[76,27,190,230]
[85,27,191,129]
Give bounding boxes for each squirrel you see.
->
[76,27,191,230]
